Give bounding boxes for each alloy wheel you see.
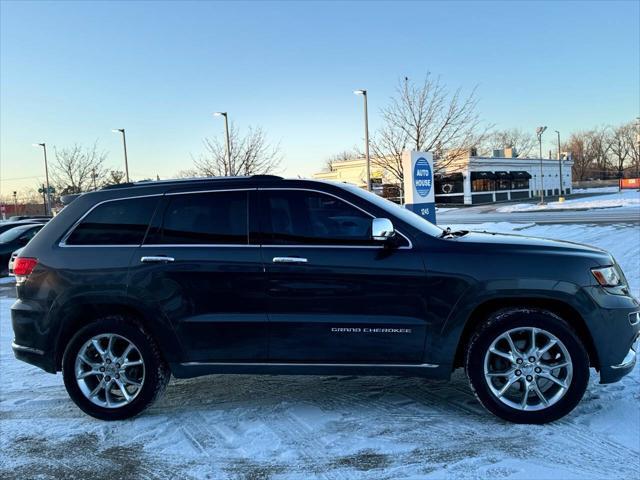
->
[74,333,146,408]
[483,327,573,411]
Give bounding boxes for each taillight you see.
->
[13,257,38,277]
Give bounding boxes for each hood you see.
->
[450,230,613,264]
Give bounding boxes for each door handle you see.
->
[141,256,175,263]
[272,256,308,264]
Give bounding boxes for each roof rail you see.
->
[250,174,283,180]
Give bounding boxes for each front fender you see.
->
[424,278,599,367]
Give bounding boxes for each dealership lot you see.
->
[1,221,639,480]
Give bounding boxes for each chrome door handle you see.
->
[141,256,175,263]
[272,256,308,264]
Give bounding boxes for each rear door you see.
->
[259,188,429,364]
[128,189,268,362]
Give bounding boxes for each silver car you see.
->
[8,247,22,276]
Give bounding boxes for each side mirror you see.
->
[372,218,396,241]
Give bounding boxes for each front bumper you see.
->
[606,333,639,381]
[581,287,640,384]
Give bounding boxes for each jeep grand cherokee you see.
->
[11,175,639,423]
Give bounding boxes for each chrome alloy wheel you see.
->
[75,333,145,408]
[483,327,573,411]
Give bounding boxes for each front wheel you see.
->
[466,308,590,424]
[62,316,170,420]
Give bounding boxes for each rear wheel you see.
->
[62,316,170,420]
[466,308,589,424]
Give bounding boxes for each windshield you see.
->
[0,225,38,243]
[339,183,443,237]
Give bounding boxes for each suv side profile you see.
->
[11,176,640,423]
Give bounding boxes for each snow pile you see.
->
[496,189,640,213]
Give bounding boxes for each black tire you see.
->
[62,315,170,420]
[465,308,590,424]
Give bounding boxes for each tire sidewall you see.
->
[466,309,590,424]
[62,316,163,421]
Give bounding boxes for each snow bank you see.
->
[496,189,640,213]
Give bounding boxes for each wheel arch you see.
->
[53,296,181,371]
[453,297,600,370]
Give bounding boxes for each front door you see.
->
[259,188,429,364]
[128,189,268,362]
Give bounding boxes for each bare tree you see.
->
[481,128,537,157]
[51,142,108,194]
[616,120,639,178]
[609,123,631,178]
[193,123,281,177]
[565,132,590,181]
[104,170,127,186]
[565,128,612,180]
[371,74,485,191]
[324,150,359,172]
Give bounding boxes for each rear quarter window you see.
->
[65,196,159,245]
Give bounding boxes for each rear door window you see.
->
[148,191,248,245]
[65,196,159,245]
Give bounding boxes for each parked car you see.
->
[11,176,639,423]
[8,247,23,276]
[5,215,51,222]
[0,219,47,235]
[0,224,44,275]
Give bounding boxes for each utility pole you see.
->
[33,143,52,215]
[354,89,371,191]
[41,184,47,214]
[112,129,130,182]
[213,112,233,176]
[92,168,98,190]
[536,126,547,205]
[555,130,563,200]
[13,191,18,216]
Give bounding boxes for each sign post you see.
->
[402,151,436,224]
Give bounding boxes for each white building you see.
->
[435,150,573,205]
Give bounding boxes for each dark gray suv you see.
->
[11,176,640,423]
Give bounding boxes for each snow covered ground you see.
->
[1,222,639,480]
[496,189,640,213]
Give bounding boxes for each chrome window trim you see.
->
[142,244,258,248]
[59,186,413,250]
[258,187,413,250]
[58,193,164,248]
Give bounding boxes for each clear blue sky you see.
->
[1,0,639,195]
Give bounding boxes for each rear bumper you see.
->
[11,342,56,373]
[11,298,57,373]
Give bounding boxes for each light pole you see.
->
[354,89,371,191]
[112,129,130,182]
[554,130,564,200]
[13,191,18,215]
[33,143,52,215]
[214,112,233,176]
[536,126,547,204]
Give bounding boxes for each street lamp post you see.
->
[554,130,564,200]
[354,89,371,191]
[214,112,233,176]
[33,143,52,215]
[536,126,547,205]
[13,191,18,216]
[112,129,130,183]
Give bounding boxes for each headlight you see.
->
[591,266,623,287]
